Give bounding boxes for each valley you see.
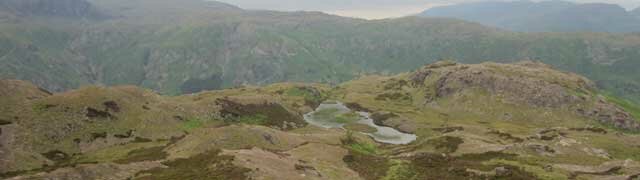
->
[0,0,639,105]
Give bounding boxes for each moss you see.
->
[134,149,250,180]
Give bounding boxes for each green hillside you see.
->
[0,0,639,106]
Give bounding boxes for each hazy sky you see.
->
[214,0,640,19]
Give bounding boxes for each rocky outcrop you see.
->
[578,97,640,131]
[411,61,595,108]
[410,61,639,131]
[216,96,306,130]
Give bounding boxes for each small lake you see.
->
[303,101,417,145]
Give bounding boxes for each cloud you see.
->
[214,0,640,19]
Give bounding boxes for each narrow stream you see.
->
[303,101,417,145]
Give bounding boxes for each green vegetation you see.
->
[349,142,378,155]
[427,136,465,154]
[335,112,361,124]
[69,141,168,164]
[343,151,390,180]
[1,0,640,105]
[285,87,325,105]
[343,123,377,133]
[383,161,418,180]
[603,93,640,120]
[114,146,168,164]
[181,118,204,131]
[135,149,250,180]
[311,108,361,124]
[231,114,268,125]
[341,131,378,155]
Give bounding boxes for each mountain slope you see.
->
[0,0,640,105]
[2,61,640,179]
[0,0,105,18]
[420,1,640,33]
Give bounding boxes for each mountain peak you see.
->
[420,1,640,32]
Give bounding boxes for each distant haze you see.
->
[213,0,640,19]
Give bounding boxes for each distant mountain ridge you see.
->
[420,0,640,33]
[0,0,105,18]
[1,0,640,105]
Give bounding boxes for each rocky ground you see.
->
[1,61,639,179]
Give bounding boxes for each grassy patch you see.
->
[285,87,326,106]
[134,149,250,180]
[229,114,268,125]
[343,150,390,180]
[311,108,341,119]
[311,108,360,124]
[407,151,535,179]
[603,93,640,120]
[383,160,418,180]
[181,118,204,131]
[427,136,464,154]
[341,130,378,155]
[335,112,360,123]
[349,142,378,155]
[65,141,168,165]
[114,146,168,164]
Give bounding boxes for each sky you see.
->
[214,0,640,19]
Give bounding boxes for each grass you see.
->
[383,160,418,180]
[181,118,204,131]
[341,130,378,155]
[70,141,168,164]
[427,136,464,154]
[231,114,268,125]
[285,87,325,104]
[311,108,361,124]
[602,93,640,120]
[335,112,361,123]
[349,142,378,155]
[134,149,250,180]
[343,123,377,133]
[114,146,168,164]
[343,150,390,180]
